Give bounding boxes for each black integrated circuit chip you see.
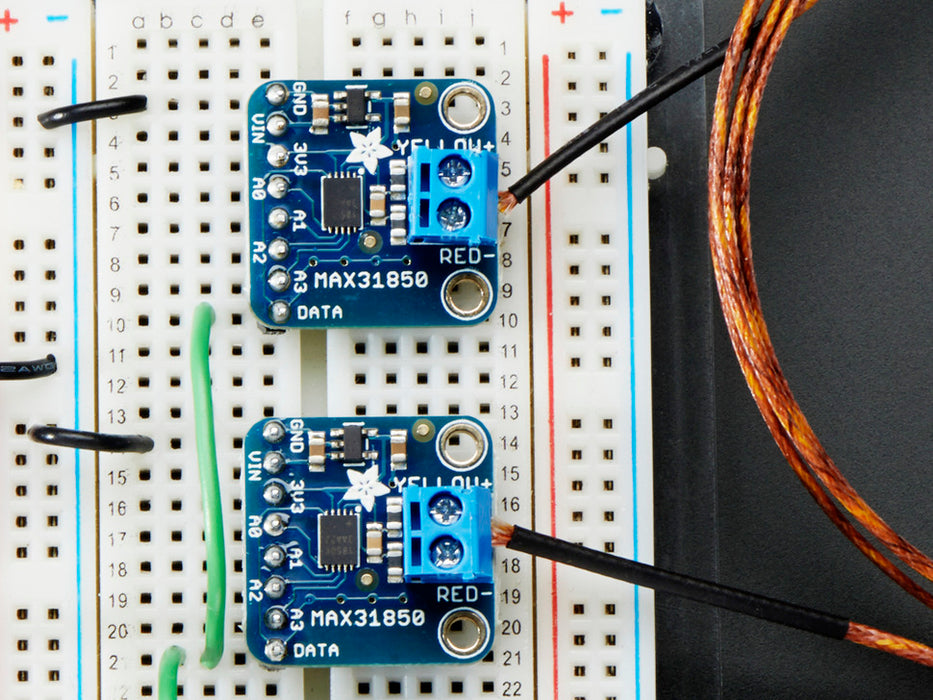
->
[317,511,360,569]
[346,86,368,126]
[321,175,362,231]
[342,422,364,463]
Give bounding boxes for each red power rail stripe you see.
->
[541,52,560,700]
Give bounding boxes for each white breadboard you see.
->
[0,2,653,699]
[526,5,655,698]
[0,6,93,699]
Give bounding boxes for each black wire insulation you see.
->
[505,524,850,640]
[37,95,148,130]
[0,354,57,380]
[506,20,763,204]
[28,425,154,454]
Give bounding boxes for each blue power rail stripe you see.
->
[624,51,642,700]
[70,57,83,697]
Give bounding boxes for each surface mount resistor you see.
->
[386,496,403,537]
[386,541,404,583]
[389,204,407,246]
[390,428,408,470]
[389,159,407,200]
[365,522,384,563]
[308,430,326,471]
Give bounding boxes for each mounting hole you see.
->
[436,420,487,471]
[438,608,489,659]
[441,270,493,321]
[439,83,490,134]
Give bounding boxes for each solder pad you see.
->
[247,79,500,328]
[244,416,496,666]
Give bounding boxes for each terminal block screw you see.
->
[437,155,472,187]
[429,493,463,525]
[430,536,463,569]
[437,199,470,232]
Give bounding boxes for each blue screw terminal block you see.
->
[402,485,493,583]
[407,146,498,247]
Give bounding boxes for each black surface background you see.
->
[649,1,933,697]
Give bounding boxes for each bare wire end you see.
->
[491,519,515,547]
[497,191,518,213]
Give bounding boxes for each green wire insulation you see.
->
[158,645,185,700]
[191,302,225,668]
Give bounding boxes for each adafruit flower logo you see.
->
[342,464,390,512]
[345,126,393,175]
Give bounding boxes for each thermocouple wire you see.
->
[493,521,933,668]
[709,0,933,608]
[498,20,768,212]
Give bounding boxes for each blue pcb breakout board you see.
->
[247,79,500,328]
[244,416,496,666]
